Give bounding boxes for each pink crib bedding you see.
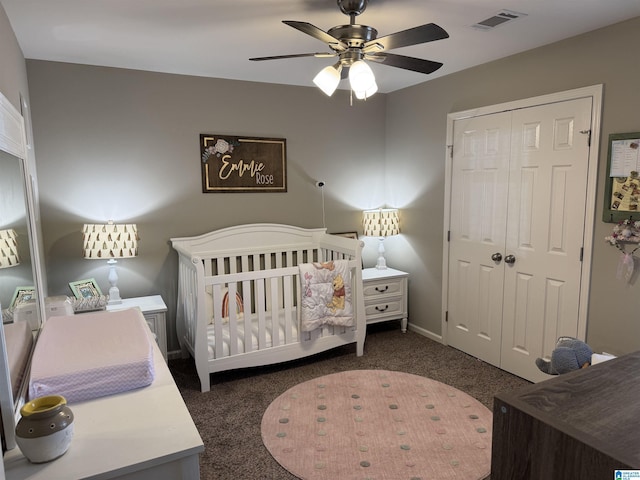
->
[29,308,155,403]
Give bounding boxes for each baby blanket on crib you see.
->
[299,260,354,332]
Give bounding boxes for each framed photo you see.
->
[334,232,358,240]
[603,132,640,222]
[69,278,102,299]
[10,286,35,309]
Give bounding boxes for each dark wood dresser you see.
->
[491,350,640,479]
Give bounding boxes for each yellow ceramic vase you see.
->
[15,395,74,463]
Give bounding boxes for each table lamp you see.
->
[363,208,400,269]
[83,221,138,305]
[0,229,20,269]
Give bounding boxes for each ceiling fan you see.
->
[249,0,449,100]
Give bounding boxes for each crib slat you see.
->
[216,257,225,276]
[212,284,224,359]
[242,279,252,352]
[263,254,272,313]
[283,274,294,344]
[227,283,239,356]
[256,279,267,350]
[269,276,280,347]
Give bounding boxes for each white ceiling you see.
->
[3,0,640,93]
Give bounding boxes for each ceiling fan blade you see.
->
[363,23,448,52]
[250,52,336,61]
[283,20,348,51]
[366,52,443,75]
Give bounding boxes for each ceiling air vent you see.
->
[472,10,527,31]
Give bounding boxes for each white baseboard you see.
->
[407,323,443,344]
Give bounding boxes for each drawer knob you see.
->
[375,286,389,293]
[375,305,389,312]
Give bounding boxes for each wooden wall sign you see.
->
[200,134,287,193]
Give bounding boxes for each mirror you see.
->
[0,92,44,452]
[0,150,36,322]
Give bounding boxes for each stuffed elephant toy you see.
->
[535,336,593,375]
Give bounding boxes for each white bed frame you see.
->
[171,224,366,392]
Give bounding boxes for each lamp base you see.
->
[375,258,388,270]
[108,286,122,305]
[107,259,123,305]
[375,237,388,270]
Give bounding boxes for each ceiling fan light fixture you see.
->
[349,60,376,98]
[252,2,449,104]
[313,63,342,96]
[355,80,378,100]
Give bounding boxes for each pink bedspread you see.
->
[29,308,155,403]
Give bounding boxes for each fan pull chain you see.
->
[321,185,326,229]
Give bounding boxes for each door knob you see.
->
[491,253,502,262]
[504,255,516,264]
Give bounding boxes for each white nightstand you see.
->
[107,295,168,361]
[362,267,409,332]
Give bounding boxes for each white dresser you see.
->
[4,318,204,480]
[362,267,409,332]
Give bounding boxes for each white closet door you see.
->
[447,112,511,366]
[446,97,593,382]
[500,97,592,382]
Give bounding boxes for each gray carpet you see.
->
[169,321,531,480]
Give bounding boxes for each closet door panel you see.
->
[501,98,592,382]
[447,112,511,366]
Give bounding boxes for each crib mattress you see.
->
[207,317,299,359]
[29,308,155,403]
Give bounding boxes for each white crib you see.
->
[171,224,366,392]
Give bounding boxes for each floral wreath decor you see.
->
[605,219,640,251]
[605,219,640,282]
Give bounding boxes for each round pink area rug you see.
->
[261,370,492,480]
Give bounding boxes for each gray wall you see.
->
[0,4,27,112]
[386,17,640,356]
[26,61,387,352]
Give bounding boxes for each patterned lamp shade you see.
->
[83,222,138,259]
[0,229,20,268]
[362,209,400,237]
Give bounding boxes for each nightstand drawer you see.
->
[363,278,404,299]
[361,267,409,332]
[364,299,404,319]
